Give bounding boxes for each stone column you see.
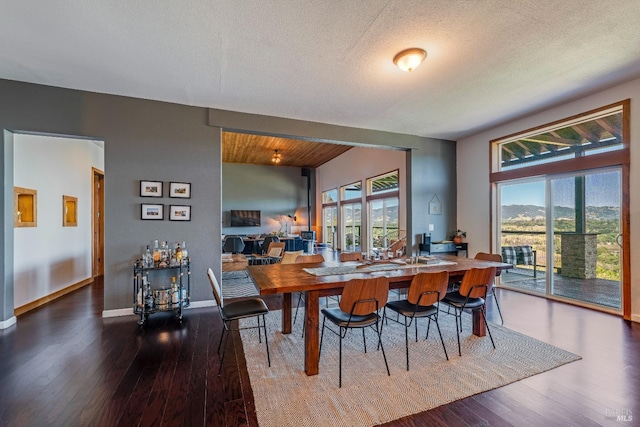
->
[560,233,597,279]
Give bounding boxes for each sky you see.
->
[501,170,621,208]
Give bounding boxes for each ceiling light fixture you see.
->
[272,149,282,164]
[393,48,427,72]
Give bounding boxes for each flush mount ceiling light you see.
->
[271,150,282,164]
[393,48,427,72]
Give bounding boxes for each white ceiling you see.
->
[2,1,640,141]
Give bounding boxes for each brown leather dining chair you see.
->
[474,252,504,324]
[319,276,390,387]
[442,266,497,356]
[383,271,450,370]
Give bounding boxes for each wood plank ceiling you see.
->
[222,132,352,168]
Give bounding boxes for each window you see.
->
[495,104,623,172]
[322,189,338,248]
[366,171,399,254]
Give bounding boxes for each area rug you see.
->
[240,309,581,427]
[221,270,259,298]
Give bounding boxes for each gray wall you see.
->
[222,163,312,235]
[0,79,455,323]
[0,79,220,317]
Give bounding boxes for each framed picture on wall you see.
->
[169,205,191,221]
[140,180,163,197]
[169,182,191,198]
[141,204,164,220]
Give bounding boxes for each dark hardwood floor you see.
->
[0,273,637,426]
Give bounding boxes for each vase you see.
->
[453,236,463,244]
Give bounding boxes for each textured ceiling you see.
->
[2,1,640,141]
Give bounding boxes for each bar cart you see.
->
[133,257,190,325]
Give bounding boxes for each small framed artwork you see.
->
[169,205,191,221]
[140,180,163,197]
[141,203,164,220]
[169,182,191,198]
[428,201,442,215]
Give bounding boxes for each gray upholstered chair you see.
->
[222,235,245,254]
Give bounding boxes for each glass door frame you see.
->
[496,167,624,313]
[490,100,630,319]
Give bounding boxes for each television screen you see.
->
[230,210,261,227]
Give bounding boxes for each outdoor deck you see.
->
[499,267,621,310]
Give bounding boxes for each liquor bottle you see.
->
[181,241,188,263]
[175,243,182,264]
[144,282,154,310]
[171,276,179,304]
[153,240,160,267]
[160,241,169,267]
[144,245,153,268]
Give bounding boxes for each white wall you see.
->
[316,146,406,250]
[13,134,104,308]
[457,76,640,322]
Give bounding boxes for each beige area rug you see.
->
[240,309,581,427]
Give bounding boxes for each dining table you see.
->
[247,254,512,376]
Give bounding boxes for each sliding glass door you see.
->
[498,168,622,311]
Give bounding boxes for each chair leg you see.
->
[433,316,449,361]
[262,314,271,367]
[362,328,367,353]
[404,317,410,371]
[492,290,504,324]
[339,326,343,388]
[375,319,391,377]
[218,322,232,374]
[319,316,327,357]
[455,308,462,357]
[479,307,496,349]
[294,292,304,324]
[425,318,432,341]
[257,316,262,343]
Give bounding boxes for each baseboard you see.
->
[102,299,217,318]
[631,313,640,323]
[0,316,17,330]
[14,277,94,317]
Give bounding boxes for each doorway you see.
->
[498,168,623,311]
[92,167,105,277]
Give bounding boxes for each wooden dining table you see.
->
[247,254,512,376]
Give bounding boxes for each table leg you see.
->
[472,307,486,337]
[282,293,292,334]
[304,290,320,376]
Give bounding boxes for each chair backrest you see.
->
[474,252,503,276]
[300,230,316,240]
[407,271,450,306]
[207,268,223,307]
[262,236,280,252]
[339,277,389,316]
[295,254,325,263]
[339,252,362,262]
[281,250,304,264]
[458,266,497,299]
[267,242,285,257]
[223,236,245,254]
